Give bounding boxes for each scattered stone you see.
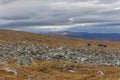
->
[0,61,8,66]
[4,67,18,75]
[97,71,105,75]
[16,57,34,66]
[81,58,88,62]
[67,70,76,73]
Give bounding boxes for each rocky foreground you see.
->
[0,42,120,67]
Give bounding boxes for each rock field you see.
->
[0,42,120,67]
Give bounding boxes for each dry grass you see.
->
[0,29,120,80]
[0,60,120,80]
[0,29,120,49]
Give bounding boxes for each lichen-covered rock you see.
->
[67,70,76,73]
[4,67,18,75]
[0,61,8,66]
[15,57,34,65]
[0,42,120,67]
[97,71,105,75]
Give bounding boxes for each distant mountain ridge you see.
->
[46,31,120,42]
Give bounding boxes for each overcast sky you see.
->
[0,0,120,33]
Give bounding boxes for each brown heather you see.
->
[0,29,120,80]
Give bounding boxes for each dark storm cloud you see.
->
[0,0,120,32]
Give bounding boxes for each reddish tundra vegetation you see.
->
[0,29,120,80]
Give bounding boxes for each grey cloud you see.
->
[0,0,119,5]
[0,0,18,4]
[0,0,120,33]
[97,0,120,4]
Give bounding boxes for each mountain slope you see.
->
[0,29,80,46]
[0,29,120,48]
[0,29,120,80]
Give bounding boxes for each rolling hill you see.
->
[0,29,120,48]
[0,29,120,80]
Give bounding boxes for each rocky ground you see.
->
[0,30,120,80]
[0,42,120,67]
[0,42,120,80]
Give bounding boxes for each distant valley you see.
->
[46,31,120,42]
